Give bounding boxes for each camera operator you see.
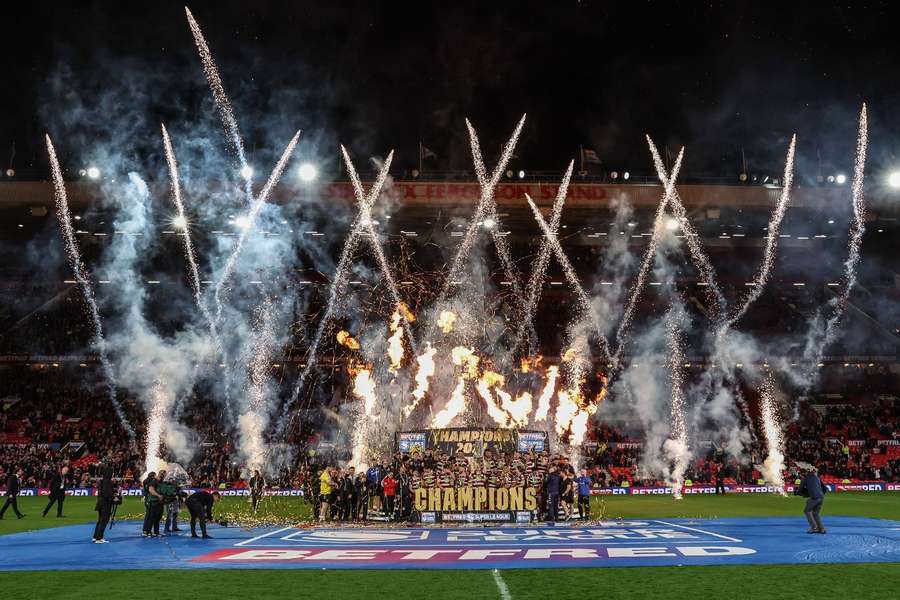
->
[185,489,221,538]
[142,471,164,537]
[92,468,117,543]
[43,465,68,518]
[157,474,182,534]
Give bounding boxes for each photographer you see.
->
[92,468,117,543]
[185,490,220,539]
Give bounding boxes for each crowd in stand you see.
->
[2,366,899,494]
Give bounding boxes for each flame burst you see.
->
[437,310,457,333]
[534,365,560,422]
[352,369,378,418]
[502,392,533,428]
[336,330,361,350]
[387,306,408,373]
[405,343,437,416]
[432,377,467,428]
[477,371,512,427]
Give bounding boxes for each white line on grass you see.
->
[653,519,742,543]
[234,526,296,547]
[492,568,512,600]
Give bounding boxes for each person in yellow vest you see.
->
[318,468,333,522]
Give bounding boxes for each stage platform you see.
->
[2,517,899,571]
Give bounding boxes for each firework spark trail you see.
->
[161,124,223,364]
[213,130,301,324]
[646,139,726,319]
[280,154,395,431]
[184,6,254,204]
[341,146,417,354]
[46,135,135,441]
[663,304,690,500]
[464,118,530,317]
[436,115,527,304]
[525,194,613,362]
[513,161,575,356]
[810,104,868,362]
[759,374,787,495]
[162,124,225,420]
[612,146,685,363]
[724,135,797,329]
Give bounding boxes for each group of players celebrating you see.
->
[313,447,593,522]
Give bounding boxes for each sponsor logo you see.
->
[289,530,430,544]
[196,545,756,563]
[836,483,883,492]
[515,511,532,523]
[632,487,673,495]
[442,512,514,522]
[251,523,727,548]
[264,490,305,497]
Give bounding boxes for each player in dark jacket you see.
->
[43,465,68,517]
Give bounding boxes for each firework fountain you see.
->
[758,374,787,495]
[663,304,690,500]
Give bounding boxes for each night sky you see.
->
[2,1,899,180]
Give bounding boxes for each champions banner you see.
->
[396,428,548,455]
[413,486,538,513]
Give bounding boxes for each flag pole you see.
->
[418,141,423,175]
[579,145,584,174]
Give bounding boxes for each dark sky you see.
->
[2,0,899,180]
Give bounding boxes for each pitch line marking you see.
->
[653,520,742,543]
[492,568,512,600]
[234,526,296,547]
